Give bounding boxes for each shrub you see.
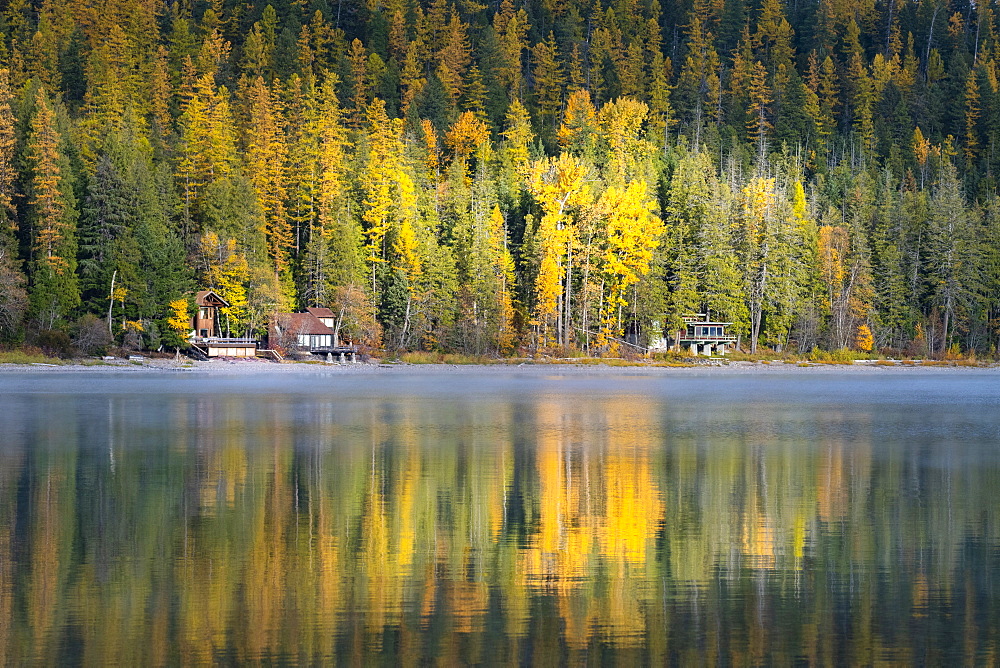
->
[74,314,113,356]
[0,347,56,364]
[121,320,144,351]
[34,329,74,358]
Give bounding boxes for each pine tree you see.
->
[746,61,772,157]
[0,70,16,255]
[437,13,471,107]
[964,68,981,166]
[25,90,79,329]
[531,32,564,142]
[927,161,981,353]
[243,76,292,304]
[176,72,237,236]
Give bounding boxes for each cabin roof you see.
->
[195,290,230,308]
[277,312,335,336]
[305,307,336,319]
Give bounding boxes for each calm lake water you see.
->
[2,367,1000,664]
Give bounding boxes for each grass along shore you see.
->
[2,345,997,372]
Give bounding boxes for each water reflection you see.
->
[1,373,999,664]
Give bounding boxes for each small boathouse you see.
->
[675,313,737,356]
[188,290,258,357]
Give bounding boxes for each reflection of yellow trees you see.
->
[518,399,665,647]
[7,394,1000,664]
[28,439,75,664]
[0,443,22,665]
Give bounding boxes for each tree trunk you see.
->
[107,269,117,334]
[564,241,572,348]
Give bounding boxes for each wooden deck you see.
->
[189,337,259,358]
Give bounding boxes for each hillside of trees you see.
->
[0,0,998,357]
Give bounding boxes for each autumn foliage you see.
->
[0,0,996,356]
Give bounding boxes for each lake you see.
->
[2,366,1000,664]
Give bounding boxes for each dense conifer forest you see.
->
[0,0,998,356]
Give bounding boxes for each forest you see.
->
[0,0,998,357]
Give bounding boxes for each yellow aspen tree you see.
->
[818,224,848,340]
[598,98,651,186]
[487,206,516,352]
[594,181,664,351]
[855,323,874,352]
[817,223,871,350]
[167,298,190,338]
[527,153,591,348]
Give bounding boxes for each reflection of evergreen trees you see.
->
[2,387,1000,662]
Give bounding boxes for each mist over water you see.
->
[2,368,999,664]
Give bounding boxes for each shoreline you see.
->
[2,356,998,376]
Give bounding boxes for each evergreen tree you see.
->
[25,90,79,330]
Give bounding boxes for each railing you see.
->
[306,345,358,354]
[190,337,258,345]
[257,348,284,361]
[679,335,738,343]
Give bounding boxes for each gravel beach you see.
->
[2,356,998,377]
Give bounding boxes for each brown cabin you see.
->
[272,311,337,351]
[271,308,354,353]
[191,290,229,339]
[304,307,336,329]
